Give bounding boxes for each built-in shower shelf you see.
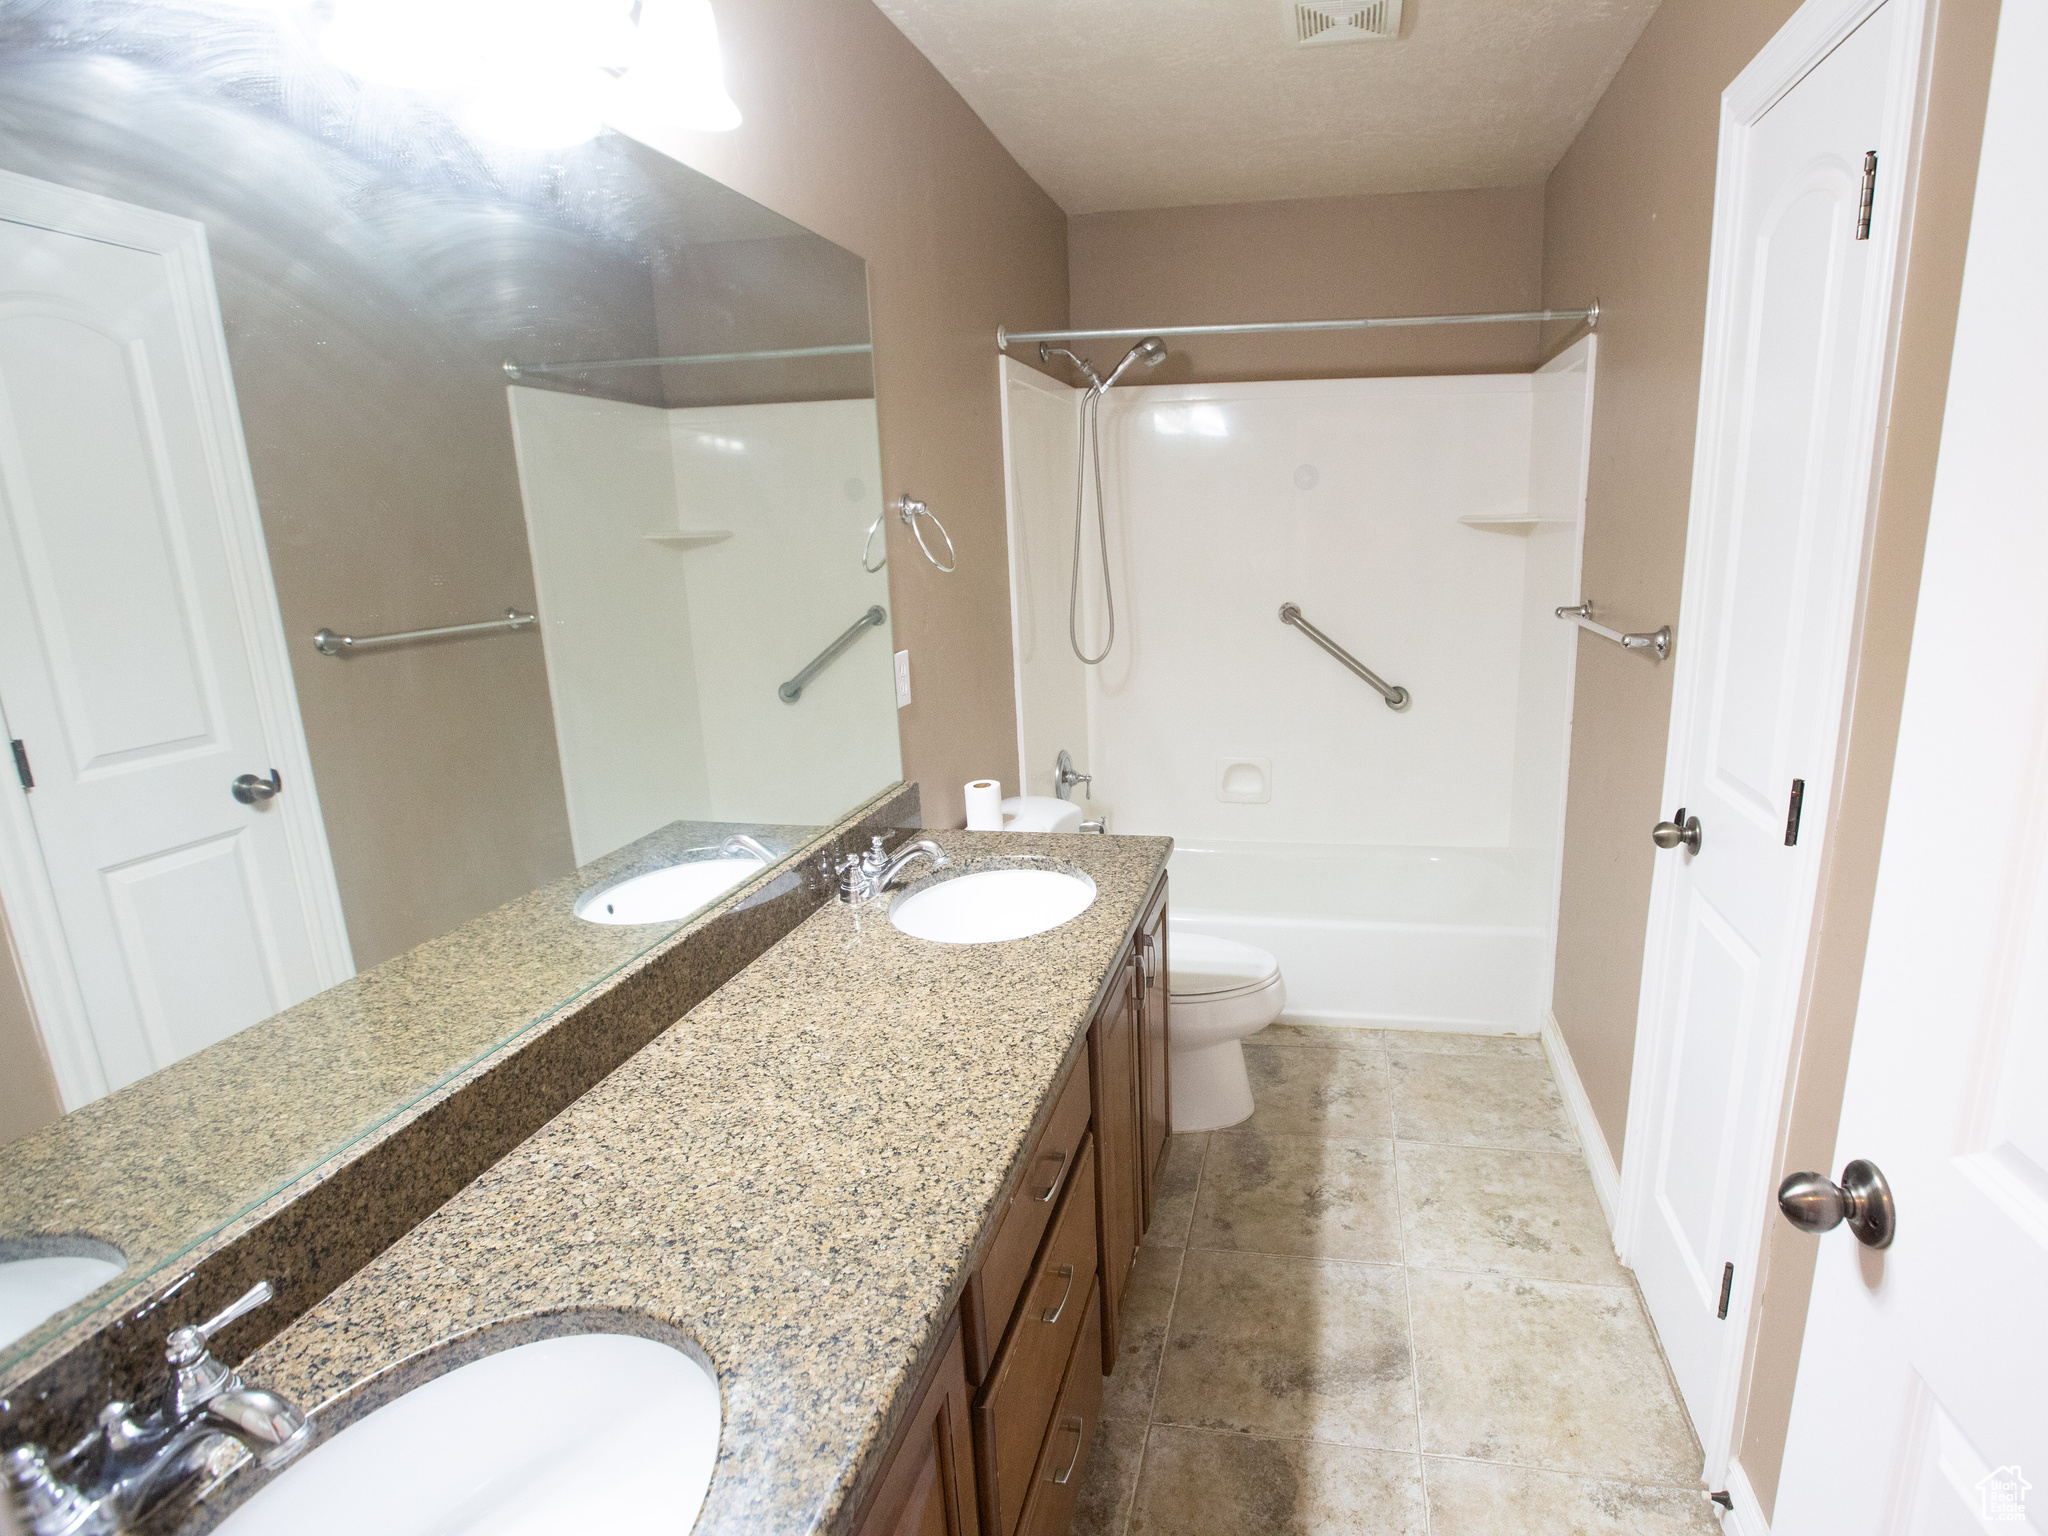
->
[1458,513,1571,533]
[644,530,733,549]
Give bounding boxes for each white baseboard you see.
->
[1717,1458,1771,1535]
[1281,1010,1538,1036]
[1540,1008,1622,1233]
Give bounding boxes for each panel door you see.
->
[1775,4,2047,1525]
[0,211,341,1099]
[1624,2,1896,1442]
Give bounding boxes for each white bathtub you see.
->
[1166,842,1549,1033]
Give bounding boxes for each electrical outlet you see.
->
[894,649,912,708]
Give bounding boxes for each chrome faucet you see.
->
[719,833,776,863]
[836,836,948,906]
[4,1283,312,1535]
[1053,749,1092,803]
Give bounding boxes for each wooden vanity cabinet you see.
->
[1134,884,1170,1217]
[971,1136,1100,1536]
[1012,1285,1104,1536]
[1088,949,1143,1366]
[962,1058,1094,1385]
[850,1317,978,1536]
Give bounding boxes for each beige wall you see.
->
[630,0,1070,829]
[1541,0,2001,1516]
[1068,187,1548,383]
[0,904,62,1144]
[1734,0,2000,1511]
[1538,0,1805,1163]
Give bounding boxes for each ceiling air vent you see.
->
[1286,0,1403,46]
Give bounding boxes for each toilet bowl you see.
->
[1167,932,1285,1132]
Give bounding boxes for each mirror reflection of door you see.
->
[0,175,352,1108]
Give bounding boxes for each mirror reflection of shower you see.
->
[1040,335,1168,664]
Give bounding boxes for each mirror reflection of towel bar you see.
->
[1555,600,1671,661]
[313,608,535,657]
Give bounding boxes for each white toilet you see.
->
[1167,932,1286,1131]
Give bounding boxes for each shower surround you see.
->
[1000,344,1595,1032]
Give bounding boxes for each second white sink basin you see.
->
[217,1332,720,1536]
[575,857,765,925]
[891,867,1097,944]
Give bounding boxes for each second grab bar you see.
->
[1279,602,1410,711]
[779,605,887,703]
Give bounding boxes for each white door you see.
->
[0,175,352,1108]
[1618,0,1920,1467]
[1775,3,2047,1528]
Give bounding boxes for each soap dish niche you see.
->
[1217,758,1272,804]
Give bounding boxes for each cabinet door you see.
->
[1136,883,1170,1226]
[1089,957,1141,1367]
[851,1318,978,1536]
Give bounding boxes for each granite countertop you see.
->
[227,829,1173,1535]
[0,818,823,1376]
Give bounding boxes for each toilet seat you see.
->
[1169,933,1281,1002]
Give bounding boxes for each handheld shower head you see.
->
[1096,335,1168,393]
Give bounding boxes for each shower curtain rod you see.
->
[995,303,1598,350]
[503,342,872,379]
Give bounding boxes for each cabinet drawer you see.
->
[964,1054,1092,1382]
[973,1134,1100,1536]
[1016,1284,1106,1536]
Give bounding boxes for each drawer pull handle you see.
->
[1033,1148,1070,1204]
[1040,1263,1076,1324]
[1049,1415,1086,1485]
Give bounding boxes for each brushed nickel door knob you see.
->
[231,769,282,804]
[1777,1159,1895,1249]
[1653,809,1702,853]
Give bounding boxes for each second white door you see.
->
[1620,0,1910,1467]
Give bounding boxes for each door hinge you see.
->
[1784,778,1805,846]
[1855,150,1878,240]
[1717,1261,1736,1320]
[9,739,30,792]
[1708,1491,1735,1511]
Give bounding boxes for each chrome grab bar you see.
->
[314,607,535,657]
[1555,600,1671,661]
[1278,602,1410,711]
[779,605,886,703]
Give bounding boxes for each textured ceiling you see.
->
[874,0,1663,213]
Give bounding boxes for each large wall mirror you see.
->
[0,0,903,1370]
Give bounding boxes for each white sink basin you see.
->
[575,857,765,924]
[218,1333,720,1536]
[0,1251,126,1350]
[890,867,1097,944]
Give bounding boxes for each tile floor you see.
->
[1070,1024,1717,1536]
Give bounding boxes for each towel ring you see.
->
[896,495,956,573]
[861,513,888,573]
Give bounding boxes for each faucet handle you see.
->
[166,1281,277,1420]
[167,1281,274,1366]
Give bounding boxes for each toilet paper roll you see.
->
[964,779,1004,831]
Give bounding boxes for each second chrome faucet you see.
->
[836,836,947,906]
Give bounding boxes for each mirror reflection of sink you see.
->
[575,857,766,925]
[0,1242,127,1351]
[217,1333,720,1536]
[890,867,1098,944]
